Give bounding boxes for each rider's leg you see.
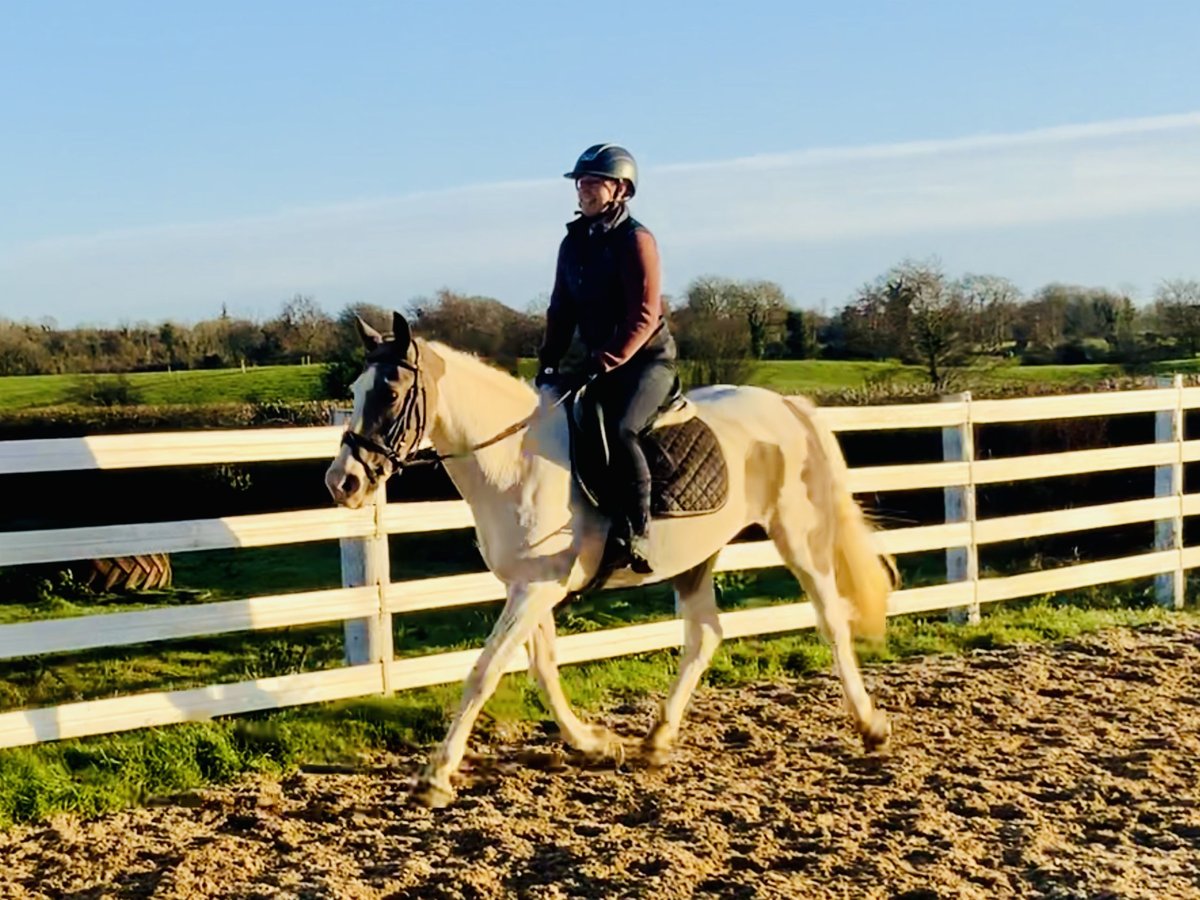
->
[608,361,676,572]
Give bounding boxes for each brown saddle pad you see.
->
[644,416,728,517]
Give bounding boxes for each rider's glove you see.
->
[535,365,558,389]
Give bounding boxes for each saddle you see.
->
[566,381,729,521]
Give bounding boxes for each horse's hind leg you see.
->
[526,612,624,763]
[644,554,723,767]
[771,520,890,751]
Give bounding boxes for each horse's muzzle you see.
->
[325,465,364,508]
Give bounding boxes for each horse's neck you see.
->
[424,343,538,502]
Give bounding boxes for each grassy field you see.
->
[6,355,1200,413]
[753,357,1200,395]
[0,364,326,411]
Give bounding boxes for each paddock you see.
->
[0,621,1197,898]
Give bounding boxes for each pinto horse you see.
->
[325,312,894,808]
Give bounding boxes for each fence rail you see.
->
[0,382,1194,748]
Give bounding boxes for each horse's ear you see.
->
[391,312,412,355]
[355,316,384,351]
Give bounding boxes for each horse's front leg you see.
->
[527,611,625,763]
[415,580,566,808]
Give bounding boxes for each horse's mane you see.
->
[421,341,540,490]
[422,340,537,404]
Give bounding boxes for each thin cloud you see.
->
[658,111,1200,172]
[3,112,1199,323]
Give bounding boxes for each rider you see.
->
[535,143,678,573]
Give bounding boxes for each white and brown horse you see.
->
[325,312,894,807]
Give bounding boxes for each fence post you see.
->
[943,391,979,624]
[331,409,395,684]
[1155,374,1185,610]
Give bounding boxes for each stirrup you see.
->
[628,533,653,574]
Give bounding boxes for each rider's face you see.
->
[576,176,623,217]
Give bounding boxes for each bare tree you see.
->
[956,274,1021,354]
[1154,279,1200,357]
[888,260,967,387]
[272,295,336,362]
[735,280,789,358]
[674,277,754,387]
[407,289,542,372]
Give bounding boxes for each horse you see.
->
[325,312,895,808]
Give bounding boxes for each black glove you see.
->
[535,365,559,389]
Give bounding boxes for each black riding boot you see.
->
[627,478,653,574]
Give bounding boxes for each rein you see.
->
[341,345,576,483]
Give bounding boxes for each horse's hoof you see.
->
[861,710,891,753]
[642,723,673,769]
[605,739,627,769]
[413,777,456,809]
[577,725,626,767]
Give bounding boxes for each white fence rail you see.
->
[0,382,1194,748]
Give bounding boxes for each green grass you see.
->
[749,356,1200,396]
[0,365,326,411]
[973,361,1126,384]
[747,360,926,393]
[0,593,1192,827]
[7,355,1200,414]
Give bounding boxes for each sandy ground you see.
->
[2,622,1199,899]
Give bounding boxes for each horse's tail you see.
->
[784,397,895,642]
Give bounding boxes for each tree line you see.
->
[3,261,1199,389]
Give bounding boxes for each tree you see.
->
[887,260,967,387]
[1112,294,1139,360]
[407,289,542,372]
[676,276,789,360]
[158,322,181,369]
[956,274,1021,354]
[831,288,890,360]
[1017,285,1072,352]
[736,280,789,358]
[0,321,48,375]
[673,277,754,387]
[269,295,336,362]
[785,309,824,359]
[1154,279,1200,357]
[835,265,930,362]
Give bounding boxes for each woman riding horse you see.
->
[536,143,677,574]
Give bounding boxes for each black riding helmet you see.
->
[564,143,638,197]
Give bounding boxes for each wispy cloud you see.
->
[4,112,1200,324]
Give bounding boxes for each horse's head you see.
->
[325,311,430,508]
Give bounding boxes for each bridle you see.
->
[339,341,557,485]
[340,343,432,485]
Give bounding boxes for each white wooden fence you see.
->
[0,382,1193,749]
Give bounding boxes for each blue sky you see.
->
[3,1,1200,326]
